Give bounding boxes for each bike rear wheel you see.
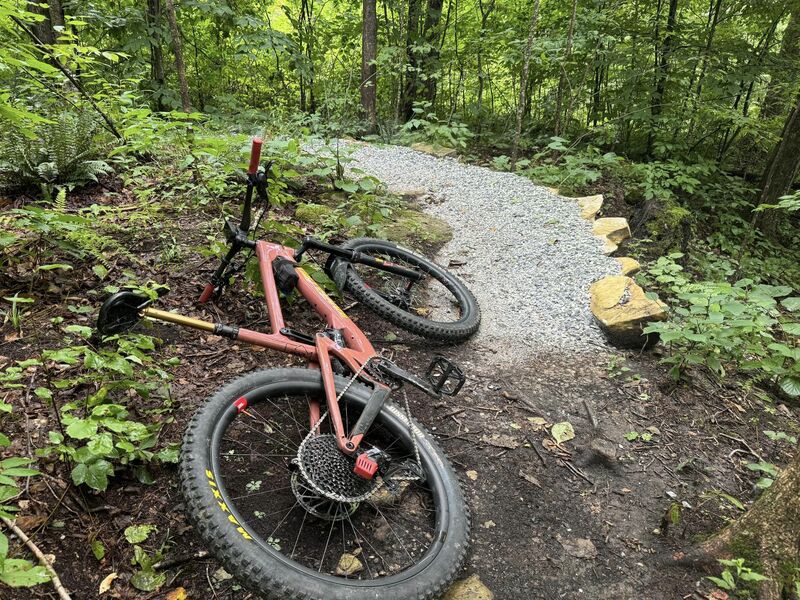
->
[328,238,480,343]
[180,368,470,600]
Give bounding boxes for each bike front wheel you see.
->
[328,238,481,343]
[180,368,470,600]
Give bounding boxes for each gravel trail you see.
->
[341,144,621,361]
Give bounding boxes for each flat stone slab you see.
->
[575,194,603,220]
[593,217,631,244]
[411,142,457,158]
[589,275,666,348]
[616,257,641,276]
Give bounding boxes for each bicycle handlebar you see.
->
[248,137,263,175]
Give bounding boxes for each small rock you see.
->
[556,534,597,559]
[335,553,364,576]
[590,438,617,465]
[443,574,494,600]
[482,520,496,529]
[465,470,478,481]
[213,568,233,583]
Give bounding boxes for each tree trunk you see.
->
[145,0,167,111]
[509,0,540,171]
[360,0,378,133]
[421,0,444,104]
[755,92,800,241]
[475,0,495,133]
[27,1,56,46]
[554,0,577,136]
[164,0,191,112]
[701,450,800,600]
[400,0,422,121]
[647,0,679,158]
[761,3,800,121]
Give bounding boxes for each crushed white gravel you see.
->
[316,142,621,360]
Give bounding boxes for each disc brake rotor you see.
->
[296,434,382,504]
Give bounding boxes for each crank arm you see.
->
[375,360,441,398]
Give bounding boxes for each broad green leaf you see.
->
[66,419,97,440]
[130,568,166,592]
[91,539,105,561]
[781,297,800,312]
[0,559,50,587]
[124,524,156,544]
[779,376,800,398]
[551,421,575,444]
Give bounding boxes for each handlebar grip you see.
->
[199,284,215,304]
[247,137,263,175]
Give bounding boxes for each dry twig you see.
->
[1,516,72,600]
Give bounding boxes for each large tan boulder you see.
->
[593,217,631,244]
[589,276,667,349]
[576,194,604,220]
[615,257,641,276]
[443,574,493,600]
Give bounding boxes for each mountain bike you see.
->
[96,138,479,600]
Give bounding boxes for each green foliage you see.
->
[396,102,473,150]
[0,401,49,589]
[124,524,166,592]
[30,330,177,491]
[641,255,800,396]
[706,558,769,594]
[43,402,179,491]
[0,110,112,195]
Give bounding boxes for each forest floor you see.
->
[2,145,797,600]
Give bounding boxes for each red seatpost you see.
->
[248,137,263,175]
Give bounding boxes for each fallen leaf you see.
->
[500,390,517,400]
[710,591,729,600]
[480,434,519,449]
[527,417,549,431]
[551,421,575,444]
[166,588,187,600]
[465,470,478,481]
[645,425,661,436]
[99,572,118,595]
[519,470,541,488]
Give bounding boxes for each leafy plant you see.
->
[43,402,179,491]
[2,294,34,333]
[0,400,49,589]
[706,558,769,592]
[0,110,112,195]
[397,102,473,150]
[641,257,800,397]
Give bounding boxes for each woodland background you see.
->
[2,0,800,597]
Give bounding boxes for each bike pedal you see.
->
[426,356,466,397]
[354,454,379,480]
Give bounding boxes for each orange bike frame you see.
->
[146,239,386,454]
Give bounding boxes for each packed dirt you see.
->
[2,178,796,600]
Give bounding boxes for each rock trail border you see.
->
[344,143,621,362]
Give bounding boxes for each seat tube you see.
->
[256,241,286,334]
